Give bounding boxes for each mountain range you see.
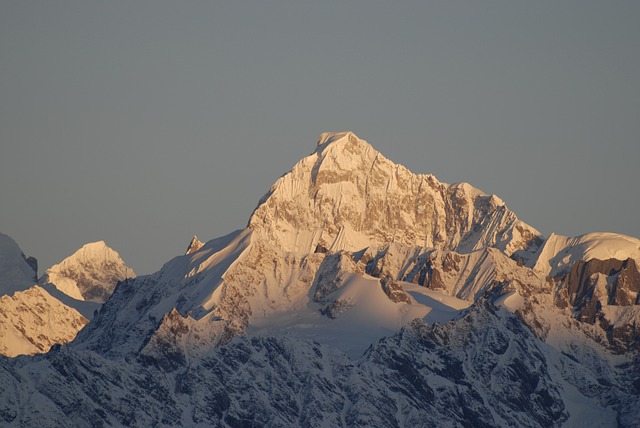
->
[1,132,639,427]
[0,235,134,357]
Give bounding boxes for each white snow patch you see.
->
[531,232,640,276]
[249,279,469,359]
[495,290,525,311]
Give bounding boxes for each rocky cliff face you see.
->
[0,286,88,357]
[550,257,640,351]
[558,258,640,318]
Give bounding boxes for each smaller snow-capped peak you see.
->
[40,240,135,303]
[185,235,204,255]
[73,241,113,259]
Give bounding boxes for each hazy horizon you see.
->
[2,1,638,275]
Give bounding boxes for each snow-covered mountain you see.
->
[0,234,88,357]
[1,132,639,426]
[0,237,135,357]
[249,132,542,257]
[40,241,135,304]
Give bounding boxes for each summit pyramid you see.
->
[249,132,542,256]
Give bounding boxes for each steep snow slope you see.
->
[0,233,37,296]
[359,242,549,302]
[38,283,101,320]
[40,241,135,303]
[249,132,541,257]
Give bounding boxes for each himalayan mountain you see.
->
[1,132,639,427]
[0,234,134,357]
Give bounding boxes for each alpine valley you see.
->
[1,132,639,427]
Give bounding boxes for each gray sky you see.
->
[1,1,639,275]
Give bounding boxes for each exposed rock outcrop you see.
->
[380,276,411,304]
[556,258,639,320]
[185,235,204,255]
[0,285,88,357]
[552,257,640,351]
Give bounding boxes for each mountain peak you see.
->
[248,133,541,256]
[314,131,378,162]
[71,240,113,259]
[40,241,135,303]
[316,131,365,149]
[185,235,204,255]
